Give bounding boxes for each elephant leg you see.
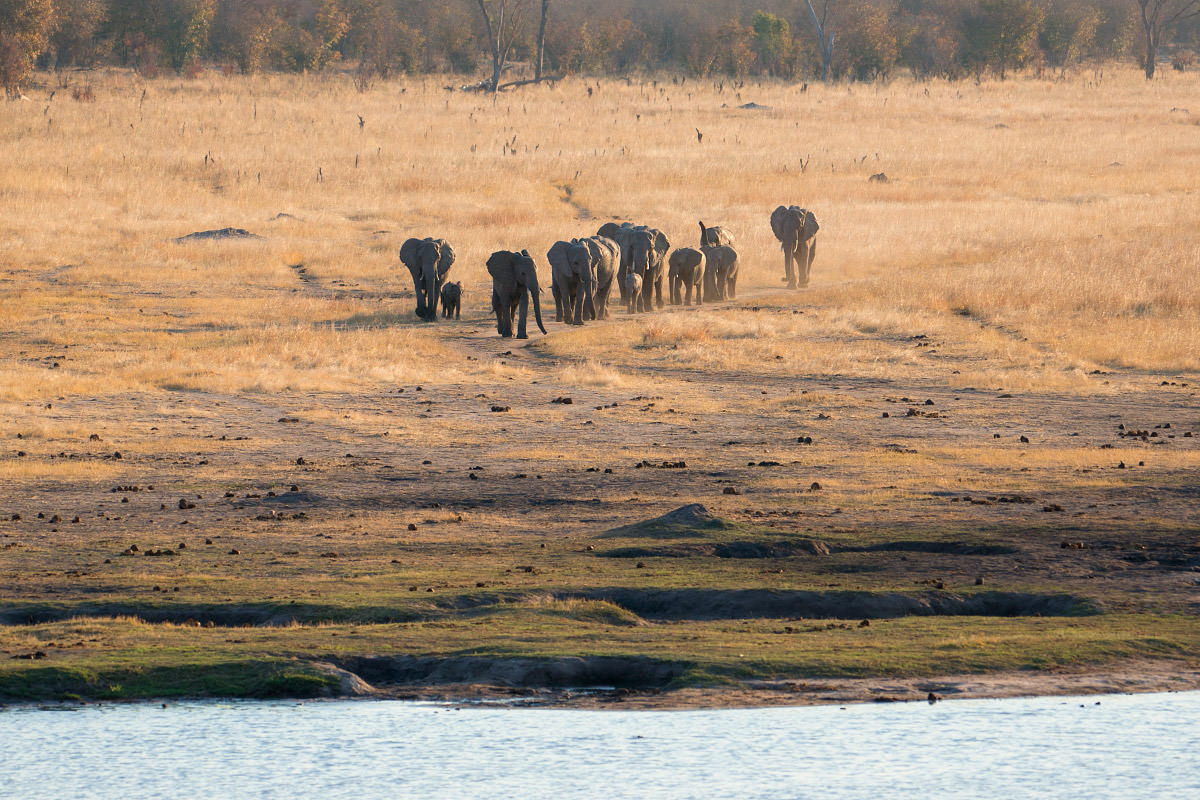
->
[801,241,816,288]
[516,291,530,338]
[552,283,564,322]
[654,274,664,309]
[784,249,796,289]
[573,282,587,326]
[728,273,738,300]
[685,281,693,306]
[595,280,611,320]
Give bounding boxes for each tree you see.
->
[535,0,547,81]
[752,11,793,76]
[962,0,1044,78]
[0,0,55,97]
[839,1,899,80]
[1041,2,1103,68]
[1136,0,1200,77]
[49,0,109,68]
[804,0,836,80]
[164,0,216,69]
[474,0,528,90]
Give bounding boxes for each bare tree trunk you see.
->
[1140,0,1160,79]
[536,0,549,82]
[804,0,835,81]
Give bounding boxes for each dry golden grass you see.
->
[2,67,1199,405]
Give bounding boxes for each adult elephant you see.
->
[597,221,669,305]
[548,235,619,325]
[769,206,819,289]
[399,237,455,321]
[668,247,705,306]
[698,220,735,249]
[701,244,739,301]
[487,249,547,339]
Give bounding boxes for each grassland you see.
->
[0,66,1198,705]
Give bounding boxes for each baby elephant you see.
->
[624,272,644,313]
[668,248,705,306]
[440,281,462,319]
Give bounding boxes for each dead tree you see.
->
[1136,0,1200,79]
[804,0,835,82]
[475,0,528,92]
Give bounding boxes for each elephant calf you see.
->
[624,273,644,314]
[701,244,739,302]
[668,247,705,306]
[440,281,461,319]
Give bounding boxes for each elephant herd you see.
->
[398,205,819,339]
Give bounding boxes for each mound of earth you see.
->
[602,503,734,539]
[174,227,262,243]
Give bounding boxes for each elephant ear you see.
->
[435,239,456,277]
[547,240,571,270]
[399,237,422,268]
[486,250,514,279]
[770,206,793,242]
[652,229,670,258]
[801,210,819,241]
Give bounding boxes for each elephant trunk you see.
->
[424,267,438,320]
[530,279,547,335]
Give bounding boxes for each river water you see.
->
[4,691,1198,799]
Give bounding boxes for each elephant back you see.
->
[699,224,735,249]
[702,243,737,268]
[592,235,620,262]
[670,247,704,271]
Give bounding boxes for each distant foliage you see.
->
[838,1,899,80]
[962,0,1046,78]
[0,0,54,95]
[7,0,1200,83]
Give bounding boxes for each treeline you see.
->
[3,0,1199,94]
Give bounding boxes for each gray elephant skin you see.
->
[668,247,705,306]
[769,205,819,288]
[596,221,670,306]
[547,235,619,325]
[399,237,456,321]
[701,244,739,301]
[624,273,644,313]
[440,281,461,319]
[487,249,547,339]
[698,221,735,249]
